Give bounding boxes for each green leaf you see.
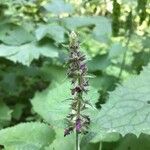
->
[108,42,126,59]
[45,128,99,150]
[0,122,55,150]
[32,81,71,128]
[0,100,12,128]
[143,37,150,49]
[90,74,117,90]
[90,64,150,142]
[35,24,66,43]
[62,16,94,29]
[40,64,66,84]
[81,143,99,150]
[32,81,99,128]
[12,103,25,120]
[115,134,138,150]
[45,128,75,150]
[43,0,73,15]
[87,54,110,72]
[62,16,112,43]
[83,131,120,143]
[0,24,34,45]
[92,23,111,43]
[115,133,150,150]
[4,144,41,150]
[0,72,21,95]
[132,51,150,73]
[0,43,59,66]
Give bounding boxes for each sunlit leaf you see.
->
[108,42,126,59]
[0,24,34,45]
[32,81,99,128]
[87,54,110,71]
[0,43,59,66]
[45,128,99,150]
[0,122,55,150]
[35,24,66,43]
[62,16,112,43]
[43,0,73,15]
[45,128,75,150]
[90,64,150,142]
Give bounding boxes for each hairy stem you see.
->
[76,77,82,150]
[66,31,89,149]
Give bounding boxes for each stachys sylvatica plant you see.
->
[64,31,90,150]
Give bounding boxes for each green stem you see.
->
[76,76,82,150]
[118,50,127,79]
[76,98,81,150]
[76,132,80,150]
[118,32,131,79]
[99,142,103,150]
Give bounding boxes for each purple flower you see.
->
[71,86,82,95]
[76,118,82,132]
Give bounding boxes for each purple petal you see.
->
[76,118,81,132]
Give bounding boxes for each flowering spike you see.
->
[64,31,90,136]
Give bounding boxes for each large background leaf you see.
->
[62,16,112,43]
[0,24,34,46]
[43,0,73,15]
[32,81,99,128]
[45,128,100,150]
[0,122,55,150]
[35,24,66,43]
[90,64,150,142]
[0,43,59,66]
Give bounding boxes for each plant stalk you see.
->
[76,131,80,150]
[99,142,103,150]
[76,76,82,150]
[118,32,131,79]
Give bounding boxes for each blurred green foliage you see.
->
[0,0,149,150]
